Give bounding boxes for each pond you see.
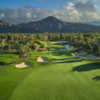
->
[65,44,74,50]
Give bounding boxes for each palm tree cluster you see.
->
[63,33,100,55]
[0,34,48,59]
[35,33,100,55]
[0,33,100,57]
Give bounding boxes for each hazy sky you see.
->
[0,0,100,24]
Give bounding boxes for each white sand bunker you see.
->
[37,56,49,62]
[15,62,31,69]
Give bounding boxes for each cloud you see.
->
[72,0,98,3]
[0,0,100,24]
[52,2,81,22]
[28,0,100,3]
[0,13,5,18]
[53,1,100,22]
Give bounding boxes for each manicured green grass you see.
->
[9,60,100,100]
[0,53,18,63]
[0,41,100,100]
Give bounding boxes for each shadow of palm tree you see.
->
[0,59,17,67]
[92,76,100,81]
[0,51,18,55]
[53,42,67,45]
[52,50,71,56]
[53,58,69,60]
[56,59,82,64]
[0,62,7,65]
[72,62,100,72]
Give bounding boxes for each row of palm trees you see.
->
[0,33,100,57]
[0,34,48,59]
[65,34,100,55]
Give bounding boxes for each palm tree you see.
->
[17,44,31,61]
[0,39,7,52]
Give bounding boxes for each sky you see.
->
[0,0,99,9]
[0,0,69,9]
[0,0,100,24]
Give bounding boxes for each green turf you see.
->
[0,41,100,100]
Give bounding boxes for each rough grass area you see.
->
[0,41,100,100]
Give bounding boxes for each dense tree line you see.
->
[0,34,48,60]
[0,33,100,58]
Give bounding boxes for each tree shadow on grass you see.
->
[0,59,17,68]
[53,42,67,45]
[53,58,69,60]
[56,59,82,64]
[0,62,8,65]
[52,50,71,56]
[72,62,100,72]
[92,76,100,81]
[0,51,18,55]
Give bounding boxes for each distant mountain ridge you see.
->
[88,21,100,26]
[0,16,100,33]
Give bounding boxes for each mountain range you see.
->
[88,21,100,26]
[0,16,100,33]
